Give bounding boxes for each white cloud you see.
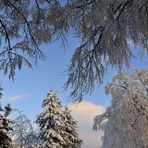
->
[9,93,31,101]
[68,101,106,148]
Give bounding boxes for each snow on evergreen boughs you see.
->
[36,89,82,148]
[94,70,148,148]
[63,107,82,148]
[0,87,13,148]
[36,89,67,148]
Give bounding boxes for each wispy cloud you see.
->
[9,93,31,101]
[68,101,106,148]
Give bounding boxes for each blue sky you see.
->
[0,38,147,119]
[0,37,147,147]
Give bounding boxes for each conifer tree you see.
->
[36,89,67,148]
[63,107,82,148]
[36,90,82,148]
[0,87,13,148]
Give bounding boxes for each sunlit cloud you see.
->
[68,101,105,148]
[9,93,31,101]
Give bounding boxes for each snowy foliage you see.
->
[63,107,82,148]
[94,70,148,148]
[64,0,148,101]
[36,89,67,148]
[0,0,147,101]
[12,129,41,148]
[36,89,82,148]
[10,111,40,148]
[0,87,13,148]
[22,130,41,148]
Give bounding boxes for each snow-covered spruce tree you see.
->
[94,70,148,148]
[0,88,13,148]
[36,90,82,148]
[36,89,68,148]
[63,107,82,148]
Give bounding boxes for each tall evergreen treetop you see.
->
[36,89,67,148]
[36,89,82,148]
